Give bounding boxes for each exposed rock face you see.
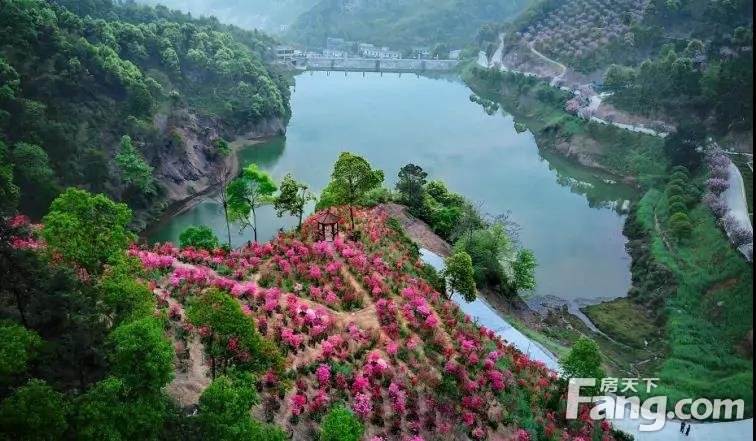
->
[151,110,286,207]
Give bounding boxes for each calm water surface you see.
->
[151,72,635,302]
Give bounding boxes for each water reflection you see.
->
[151,71,634,302]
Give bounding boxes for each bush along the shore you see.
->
[316,157,539,300]
[393,163,537,298]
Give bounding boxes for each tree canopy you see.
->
[560,336,605,386]
[325,152,384,230]
[42,188,134,274]
[0,379,68,441]
[444,251,478,302]
[42,188,134,273]
[179,225,221,250]
[228,164,277,242]
[186,289,283,379]
[320,405,364,441]
[106,316,174,393]
[273,173,312,229]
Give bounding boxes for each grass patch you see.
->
[583,298,661,348]
[635,185,754,414]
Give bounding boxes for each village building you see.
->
[275,46,296,63]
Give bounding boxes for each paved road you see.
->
[420,247,753,440]
[478,34,669,138]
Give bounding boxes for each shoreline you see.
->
[139,135,276,241]
[377,202,612,329]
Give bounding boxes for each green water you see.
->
[150,71,636,302]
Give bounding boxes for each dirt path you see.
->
[376,203,452,257]
[527,42,566,86]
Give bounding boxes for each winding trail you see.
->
[527,42,567,86]
[478,34,669,138]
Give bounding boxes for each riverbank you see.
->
[376,202,663,379]
[462,63,667,183]
[140,135,273,241]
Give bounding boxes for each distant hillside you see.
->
[135,0,320,32]
[0,0,291,226]
[288,0,535,50]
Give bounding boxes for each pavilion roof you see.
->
[316,211,340,225]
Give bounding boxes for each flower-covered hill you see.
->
[132,206,616,441]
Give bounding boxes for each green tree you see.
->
[513,249,537,292]
[396,163,428,212]
[74,377,169,441]
[99,258,155,326]
[186,289,282,379]
[663,122,705,169]
[454,223,515,294]
[0,321,42,377]
[197,373,286,440]
[42,188,134,274]
[179,225,221,250]
[327,152,384,230]
[115,135,155,194]
[0,379,68,441]
[42,188,135,274]
[0,240,109,389]
[107,316,174,393]
[11,142,54,187]
[212,156,233,248]
[320,405,364,441]
[669,212,693,239]
[0,141,19,215]
[560,337,605,389]
[227,164,277,242]
[443,251,477,302]
[273,173,313,229]
[603,64,636,91]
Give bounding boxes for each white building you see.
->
[323,49,347,58]
[275,46,296,62]
[362,46,401,59]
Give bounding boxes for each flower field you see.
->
[24,207,617,440]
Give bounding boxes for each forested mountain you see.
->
[0,0,291,226]
[135,0,320,33]
[288,0,535,49]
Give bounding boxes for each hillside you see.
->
[288,0,535,50]
[489,0,753,134]
[1,198,620,440]
[0,0,291,227]
[467,0,754,415]
[135,0,320,33]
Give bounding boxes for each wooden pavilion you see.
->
[316,210,340,242]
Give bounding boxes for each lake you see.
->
[150,71,635,303]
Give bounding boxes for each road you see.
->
[421,247,754,441]
[478,34,669,138]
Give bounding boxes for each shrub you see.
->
[179,225,220,250]
[665,184,685,198]
[321,405,364,441]
[668,202,688,216]
[669,212,693,239]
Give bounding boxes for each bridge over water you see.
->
[287,56,459,73]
